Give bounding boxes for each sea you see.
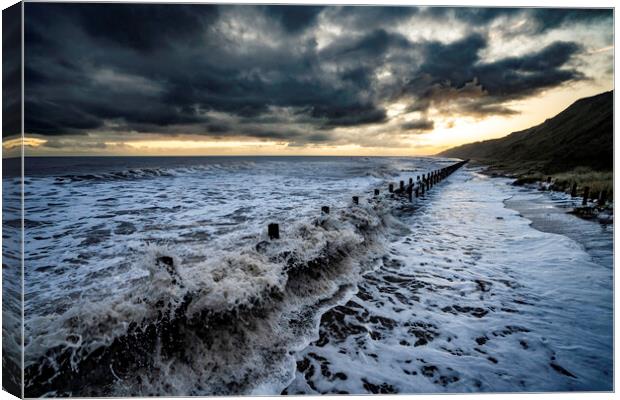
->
[1,156,613,396]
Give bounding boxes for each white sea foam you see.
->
[23,157,455,396]
[16,158,612,395]
[285,169,612,394]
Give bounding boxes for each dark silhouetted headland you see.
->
[439,91,613,174]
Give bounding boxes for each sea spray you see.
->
[20,156,456,396]
[23,188,416,396]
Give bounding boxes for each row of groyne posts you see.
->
[267,159,470,240]
[544,176,610,208]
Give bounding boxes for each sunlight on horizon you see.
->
[16,81,613,157]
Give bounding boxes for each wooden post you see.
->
[415,187,419,197]
[546,176,552,184]
[582,186,590,206]
[407,185,413,201]
[570,182,577,197]
[352,196,359,205]
[374,189,380,196]
[321,206,330,214]
[400,180,405,191]
[268,223,280,240]
[389,183,394,193]
[409,177,413,185]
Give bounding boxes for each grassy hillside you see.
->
[439,91,613,174]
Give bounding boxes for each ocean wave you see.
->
[52,161,258,184]
[24,191,411,396]
[53,167,178,183]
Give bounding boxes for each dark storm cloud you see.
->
[525,8,612,32]
[401,119,434,132]
[27,3,219,52]
[404,34,584,115]
[418,33,487,87]
[311,103,387,127]
[263,5,324,33]
[321,29,412,60]
[3,3,22,138]
[327,6,419,30]
[22,3,610,143]
[205,123,233,135]
[473,41,583,97]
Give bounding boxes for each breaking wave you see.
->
[24,190,414,396]
[52,161,258,184]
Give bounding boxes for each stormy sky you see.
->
[18,3,613,155]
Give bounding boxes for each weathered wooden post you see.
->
[389,183,394,193]
[400,180,405,191]
[570,182,577,197]
[415,187,419,197]
[582,186,590,206]
[407,185,413,201]
[374,189,380,196]
[352,196,359,205]
[321,206,330,214]
[409,177,413,185]
[268,223,280,240]
[546,176,552,184]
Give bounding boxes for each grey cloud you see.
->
[403,34,584,116]
[401,119,434,132]
[22,4,610,145]
[3,3,22,138]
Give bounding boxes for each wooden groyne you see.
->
[267,159,469,239]
[562,180,611,220]
[23,158,470,397]
[542,177,610,210]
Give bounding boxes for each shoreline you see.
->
[474,161,613,223]
[286,166,612,393]
[503,186,613,268]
